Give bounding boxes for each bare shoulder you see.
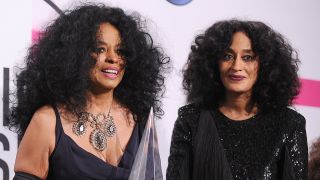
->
[22,105,57,147]
[25,105,57,139]
[14,105,57,178]
[32,105,56,124]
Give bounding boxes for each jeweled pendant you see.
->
[90,129,107,151]
[72,121,87,136]
[105,117,117,137]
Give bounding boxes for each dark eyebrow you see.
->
[96,40,108,46]
[225,48,254,54]
[225,48,234,54]
[96,40,121,48]
[243,49,255,54]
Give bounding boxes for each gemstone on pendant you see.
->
[72,121,87,136]
[105,120,117,137]
[90,129,107,151]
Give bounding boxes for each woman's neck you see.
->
[219,92,257,121]
[86,90,114,113]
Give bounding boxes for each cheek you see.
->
[254,63,259,75]
[89,69,97,82]
[218,62,229,76]
[89,63,100,78]
[119,69,125,79]
[95,52,107,62]
[250,63,259,81]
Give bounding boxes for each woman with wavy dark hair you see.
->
[167,20,308,180]
[309,137,320,180]
[9,3,169,180]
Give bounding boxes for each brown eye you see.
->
[242,55,256,61]
[95,47,106,54]
[222,54,234,61]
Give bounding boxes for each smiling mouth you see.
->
[101,69,119,79]
[102,69,118,75]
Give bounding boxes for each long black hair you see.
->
[9,3,169,136]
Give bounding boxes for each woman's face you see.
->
[218,32,259,95]
[90,23,126,93]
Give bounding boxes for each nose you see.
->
[231,55,243,71]
[105,49,121,64]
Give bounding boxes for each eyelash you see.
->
[242,55,256,61]
[222,54,256,61]
[94,46,126,63]
[95,47,106,54]
[223,54,233,60]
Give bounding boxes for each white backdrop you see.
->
[1,0,320,179]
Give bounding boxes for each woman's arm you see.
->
[14,106,56,179]
[166,105,197,180]
[285,113,308,180]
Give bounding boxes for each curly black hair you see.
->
[183,19,300,112]
[309,137,320,180]
[9,3,169,136]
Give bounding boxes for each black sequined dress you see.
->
[166,104,308,180]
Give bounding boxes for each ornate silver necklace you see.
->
[72,107,117,151]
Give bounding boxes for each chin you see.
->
[103,83,119,91]
[226,87,252,95]
[91,82,120,93]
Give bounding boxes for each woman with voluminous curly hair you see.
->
[10,3,169,180]
[167,19,308,180]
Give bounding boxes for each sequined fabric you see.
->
[166,104,200,180]
[166,104,308,180]
[213,109,308,180]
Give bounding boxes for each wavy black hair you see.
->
[9,3,169,136]
[183,19,300,112]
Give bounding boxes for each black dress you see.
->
[166,104,308,180]
[46,106,142,180]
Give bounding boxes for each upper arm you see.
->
[14,105,56,179]
[166,108,194,180]
[285,114,308,180]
